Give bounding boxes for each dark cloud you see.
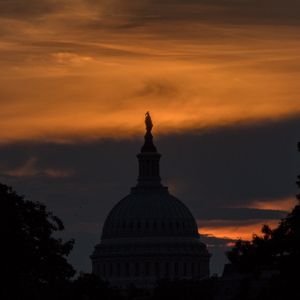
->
[1,0,300,26]
[159,116,300,215]
[135,80,179,98]
[0,0,67,19]
[198,207,286,221]
[95,0,300,26]
[0,115,299,274]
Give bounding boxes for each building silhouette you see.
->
[91,113,210,288]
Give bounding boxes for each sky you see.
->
[1,0,300,275]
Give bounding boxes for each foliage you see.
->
[226,142,300,299]
[69,273,122,300]
[2,183,75,299]
[151,278,218,300]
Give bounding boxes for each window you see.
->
[109,263,113,276]
[155,262,160,277]
[135,262,140,277]
[145,262,150,276]
[117,262,121,277]
[183,262,187,276]
[174,262,179,276]
[165,262,169,277]
[125,262,130,276]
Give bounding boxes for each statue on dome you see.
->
[145,111,153,133]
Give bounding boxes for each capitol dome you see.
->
[91,113,210,288]
[102,191,200,240]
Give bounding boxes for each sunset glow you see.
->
[0,1,300,143]
[199,219,280,241]
[1,0,299,276]
[243,197,298,212]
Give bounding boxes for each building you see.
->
[91,113,210,288]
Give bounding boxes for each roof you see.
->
[101,187,199,240]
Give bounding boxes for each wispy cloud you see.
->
[0,0,299,143]
[198,219,280,240]
[237,196,298,212]
[198,195,298,240]
[3,157,74,178]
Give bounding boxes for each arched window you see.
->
[145,261,150,276]
[165,262,169,277]
[109,263,113,276]
[125,262,130,276]
[191,262,195,277]
[117,262,121,277]
[183,262,187,276]
[135,262,140,277]
[198,262,201,276]
[155,262,160,277]
[174,262,179,276]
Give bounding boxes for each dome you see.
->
[102,188,199,240]
[91,113,210,288]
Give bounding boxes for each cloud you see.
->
[1,0,300,23]
[3,157,74,178]
[0,0,299,275]
[198,219,280,240]
[235,196,298,212]
[0,1,299,144]
[0,56,300,143]
[0,0,64,18]
[87,0,300,27]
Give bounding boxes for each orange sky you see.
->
[198,196,298,240]
[199,219,280,241]
[0,1,300,143]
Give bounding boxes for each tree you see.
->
[226,142,300,299]
[69,273,120,300]
[152,278,218,300]
[2,183,75,299]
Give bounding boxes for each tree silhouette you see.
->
[152,278,217,300]
[2,183,75,300]
[69,273,121,300]
[226,142,300,299]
